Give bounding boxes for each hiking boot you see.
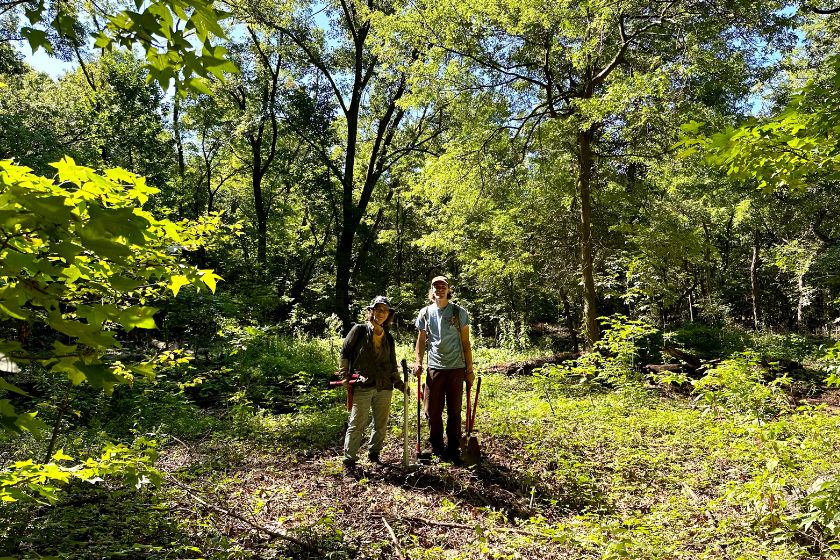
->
[442,449,463,465]
[343,458,357,475]
[367,451,380,463]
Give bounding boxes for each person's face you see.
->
[432,281,449,299]
[372,304,389,323]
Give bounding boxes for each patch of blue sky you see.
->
[18,42,76,79]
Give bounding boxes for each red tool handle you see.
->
[416,371,422,455]
[465,382,472,435]
[470,376,481,432]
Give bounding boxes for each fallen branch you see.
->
[662,346,702,372]
[483,353,577,376]
[405,515,555,537]
[381,516,404,559]
[166,475,320,554]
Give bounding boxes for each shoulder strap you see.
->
[347,323,367,369]
[419,305,430,334]
[451,303,463,332]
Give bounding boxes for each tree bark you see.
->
[251,137,269,267]
[577,127,599,347]
[797,274,805,329]
[173,95,186,179]
[750,233,760,330]
[335,225,356,330]
[560,289,579,354]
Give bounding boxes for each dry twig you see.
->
[405,516,552,537]
[381,516,404,559]
[166,475,321,554]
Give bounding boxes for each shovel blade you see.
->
[460,435,481,466]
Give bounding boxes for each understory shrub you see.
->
[692,351,791,420]
[539,315,658,389]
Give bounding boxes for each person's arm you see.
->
[413,330,426,378]
[460,324,475,384]
[339,325,360,380]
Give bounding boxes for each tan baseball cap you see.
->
[430,275,449,287]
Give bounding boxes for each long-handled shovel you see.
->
[400,360,410,467]
[415,368,432,464]
[460,375,482,465]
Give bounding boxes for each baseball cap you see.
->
[430,275,449,287]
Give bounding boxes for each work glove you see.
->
[466,370,476,385]
[394,379,406,392]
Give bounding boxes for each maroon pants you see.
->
[425,367,466,454]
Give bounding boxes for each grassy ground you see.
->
[4,335,840,559]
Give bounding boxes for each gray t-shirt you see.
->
[416,303,470,369]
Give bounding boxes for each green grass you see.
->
[480,374,840,559]
[5,331,840,559]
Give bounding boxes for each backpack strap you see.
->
[343,323,368,373]
[450,303,463,332]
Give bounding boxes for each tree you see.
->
[6,0,235,93]
[678,12,840,330]
[241,0,443,327]
[0,157,222,501]
[0,53,175,185]
[397,0,794,346]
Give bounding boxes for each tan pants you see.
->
[344,387,393,462]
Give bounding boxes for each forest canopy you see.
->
[2,0,840,558]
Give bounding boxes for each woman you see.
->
[339,296,406,471]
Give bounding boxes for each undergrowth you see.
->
[4,322,840,558]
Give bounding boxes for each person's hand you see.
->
[413,362,423,378]
[466,370,476,385]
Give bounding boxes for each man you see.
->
[413,276,475,462]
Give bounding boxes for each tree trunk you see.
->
[395,194,403,290]
[797,274,805,329]
[252,144,268,268]
[688,289,694,322]
[577,127,599,347]
[335,224,356,331]
[750,234,760,330]
[173,96,185,179]
[560,289,579,354]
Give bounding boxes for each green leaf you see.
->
[118,306,158,332]
[25,3,44,25]
[0,301,28,321]
[184,76,213,95]
[72,362,123,393]
[52,449,73,461]
[52,341,78,356]
[0,377,28,397]
[15,193,73,225]
[200,270,222,293]
[20,27,53,55]
[46,313,119,348]
[87,205,150,245]
[109,275,145,292]
[77,226,133,261]
[680,120,705,134]
[129,363,155,381]
[168,274,190,297]
[93,32,112,49]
